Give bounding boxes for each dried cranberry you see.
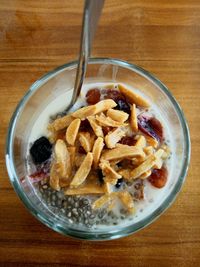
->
[115,178,123,188]
[30,136,52,164]
[119,136,136,146]
[103,89,125,102]
[86,89,100,105]
[148,167,168,188]
[115,99,130,114]
[138,115,163,142]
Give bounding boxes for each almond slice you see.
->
[96,113,128,127]
[94,99,117,114]
[72,105,97,119]
[105,127,126,149]
[118,191,135,214]
[145,135,158,148]
[92,137,104,169]
[130,104,138,131]
[92,193,116,209]
[139,170,151,179]
[87,116,104,138]
[49,163,60,191]
[135,135,146,148]
[101,145,145,161]
[66,118,81,146]
[68,146,76,171]
[99,161,122,185]
[107,109,129,123]
[64,182,104,195]
[49,114,73,131]
[79,132,93,152]
[144,146,154,156]
[118,84,150,108]
[54,139,71,178]
[119,154,156,180]
[70,152,93,188]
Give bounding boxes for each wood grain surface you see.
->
[0,0,199,266]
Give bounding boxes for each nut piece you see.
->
[54,139,71,178]
[130,104,138,132]
[92,137,104,169]
[135,135,146,148]
[65,182,104,195]
[94,99,117,114]
[99,161,122,185]
[66,118,81,146]
[105,127,126,149]
[50,163,60,191]
[79,132,93,152]
[70,152,93,188]
[49,114,74,132]
[72,105,97,119]
[96,113,128,127]
[107,109,129,123]
[88,116,104,138]
[118,84,150,108]
[101,145,145,161]
[118,191,135,214]
[119,154,156,180]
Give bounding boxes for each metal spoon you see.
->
[67,0,104,111]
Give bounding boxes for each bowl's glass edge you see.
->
[5,58,191,240]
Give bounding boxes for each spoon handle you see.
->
[69,0,105,107]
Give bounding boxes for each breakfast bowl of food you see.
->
[6,58,190,240]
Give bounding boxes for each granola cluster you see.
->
[46,84,170,214]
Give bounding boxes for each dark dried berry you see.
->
[115,99,130,114]
[30,136,52,164]
[115,178,123,188]
[148,167,168,188]
[138,115,163,142]
[80,119,92,132]
[103,89,125,102]
[78,146,86,154]
[119,136,136,146]
[97,169,104,184]
[86,89,100,105]
[103,126,113,136]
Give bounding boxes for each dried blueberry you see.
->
[115,99,130,114]
[97,169,104,184]
[115,178,123,188]
[30,136,52,164]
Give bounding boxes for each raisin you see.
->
[119,136,136,146]
[148,167,168,188]
[138,115,163,142]
[30,137,52,164]
[115,99,130,114]
[115,178,123,188]
[86,89,100,105]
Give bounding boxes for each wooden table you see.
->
[0,0,199,266]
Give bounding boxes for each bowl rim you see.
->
[5,57,191,240]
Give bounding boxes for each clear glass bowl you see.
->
[6,58,190,240]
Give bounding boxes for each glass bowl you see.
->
[6,58,190,240]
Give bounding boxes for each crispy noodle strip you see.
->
[92,137,104,169]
